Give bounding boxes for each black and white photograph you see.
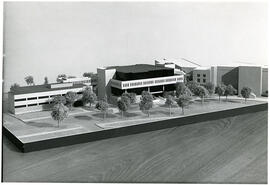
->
[2,1,268,183]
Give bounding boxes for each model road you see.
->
[2,110,267,183]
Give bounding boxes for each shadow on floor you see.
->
[25,121,57,128]
[92,113,117,119]
[74,115,93,120]
[115,112,140,117]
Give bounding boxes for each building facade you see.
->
[97,64,185,101]
[8,83,86,114]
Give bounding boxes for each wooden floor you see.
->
[2,110,267,183]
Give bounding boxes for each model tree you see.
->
[56,74,67,83]
[215,84,226,102]
[25,76,34,86]
[82,87,97,107]
[83,72,98,83]
[224,84,237,101]
[95,100,109,119]
[122,92,136,104]
[186,81,199,94]
[194,86,209,104]
[204,82,215,96]
[177,94,192,114]
[10,83,20,92]
[121,93,131,107]
[117,99,128,118]
[52,95,67,105]
[83,72,94,78]
[165,95,175,116]
[139,91,153,117]
[65,91,78,110]
[51,103,69,127]
[175,82,186,97]
[241,87,252,103]
[44,77,49,85]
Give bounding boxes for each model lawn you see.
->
[3,94,267,144]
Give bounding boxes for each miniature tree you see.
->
[194,86,209,104]
[56,74,67,83]
[139,91,153,117]
[95,100,109,119]
[65,91,78,110]
[51,103,69,127]
[241,87,252,103]
[83,72,98,83]
[165,95,175,116]
[215,84,226,102]
[175,82,186,97]
[186,81,200,94]
[177,94,192,114]
[128,92,137,104]
[25,76,34,86]
[83,72,94,78]
[117,99,128,118]
[121,93,131,107]
[82,87,97,107]
[10,83,20,92]
[224,84,237,101]
[52,95,66,105]
[204,82,215,96]
[44,77,49,84]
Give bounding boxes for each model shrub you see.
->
[215,84,226,102]
[224,84,237,101]
[241,87,252,103]
[177,94,192,114]
[51,103,69,127]
[96,100,109,119]
[139,91,154,117]
[165,95,175,116]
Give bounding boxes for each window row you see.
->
[14,102,50,108]
[14,92,83,102]
[197,78,207,83]
[197,74,207,77]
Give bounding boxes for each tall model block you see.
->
[238,66,262,96]
[97,67,116,100]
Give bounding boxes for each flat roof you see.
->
[106,64,171,73]
[10,83,86,95]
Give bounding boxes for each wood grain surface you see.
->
[2,110,267,183]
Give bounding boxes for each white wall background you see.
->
[3,1,268,92]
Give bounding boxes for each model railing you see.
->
[110,75,184,90]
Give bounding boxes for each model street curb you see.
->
[3,102,268,153]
